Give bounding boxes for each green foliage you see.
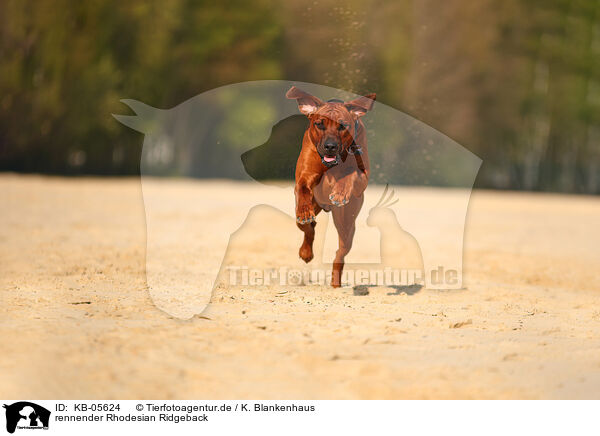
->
[0,0,284,174]
[0,0,598,193]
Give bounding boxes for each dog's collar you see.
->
[349,120,362,155]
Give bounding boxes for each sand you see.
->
[1,173,600,399]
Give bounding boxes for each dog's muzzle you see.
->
[321,154,339,167]
[320,143,363,168]
[321,140,340,167]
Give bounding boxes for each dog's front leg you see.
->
[295,175,320,224]
[329,170,369,206]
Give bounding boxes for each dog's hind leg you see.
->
[297,203,322,263]
[330,195,363,287]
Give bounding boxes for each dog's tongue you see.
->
[323,156,336,163]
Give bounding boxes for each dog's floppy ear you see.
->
[345,93,376,118]
[286,86,324,116]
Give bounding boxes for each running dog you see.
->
[286,86,376,287]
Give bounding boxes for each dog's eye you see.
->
[315,121,326,130]
[338,123,349,131]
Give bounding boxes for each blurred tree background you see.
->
[0,0,598,193]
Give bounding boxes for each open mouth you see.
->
[322,155,338,167]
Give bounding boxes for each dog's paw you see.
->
[331,274,342,288]
[299,243,314,263]
[296,204,316,224]
[329,191,351,207]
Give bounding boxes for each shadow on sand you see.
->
[353,283,423,296]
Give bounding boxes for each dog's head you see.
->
[286,86,376,167]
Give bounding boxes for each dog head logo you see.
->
[113,80,481,319]
[3,402,50,433]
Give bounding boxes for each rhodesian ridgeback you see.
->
[286,86,376,287]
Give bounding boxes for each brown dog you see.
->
[286,86,376,287]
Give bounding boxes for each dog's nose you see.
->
[324,142,337,154]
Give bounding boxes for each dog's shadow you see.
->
[353,283,423,296]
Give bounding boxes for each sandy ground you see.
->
[1,173,600,399]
